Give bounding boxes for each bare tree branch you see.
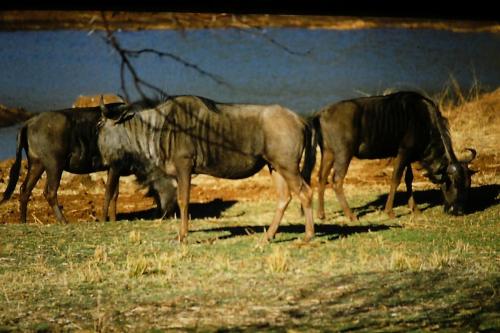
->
[236,28,313,56]
[99,13,165,101]
[97,11,311,102]
[98,11,229,101]
[229,15,312,56]
[126,48,228,86]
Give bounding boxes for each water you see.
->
[0,27,498,159]
[0,125,20,161]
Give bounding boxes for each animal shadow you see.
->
[354,184,499,218]
[466,184,500,213]
[198,223,397,242]
[117,198,238,221]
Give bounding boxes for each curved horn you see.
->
[116,94,127,104]
[460,148,477,164]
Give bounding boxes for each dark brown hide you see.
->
[0,107,176,223]
[306,91,475,220]
[99,95,315,242]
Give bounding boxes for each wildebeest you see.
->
[0,105,177,223]
[98,95,315,242]
[306,91,476,221]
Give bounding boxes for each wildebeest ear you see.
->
[116,93,128,104]
[99,95,130,121]
[447,163,458,174]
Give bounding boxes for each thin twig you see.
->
[98,11,230,100]
[236,28,313,56]
[128,48,228,86]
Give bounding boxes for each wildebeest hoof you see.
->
[264,229,278,243]
[385,210,396,219]
[172,234,188,244]
[348,215,359,222]
[261,236,273,245]
[303,234,314,242]
[253,236,270,251]
[56,218,69,225]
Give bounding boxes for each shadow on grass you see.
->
[353,184,499,218]
[198,222,398,241]
[117,198,238,221]
[117,184,498,223]
[217,270,499,332]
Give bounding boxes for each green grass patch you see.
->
[0,191,498,331]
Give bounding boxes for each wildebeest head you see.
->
[99,95,135,124]
[441,148,477,215]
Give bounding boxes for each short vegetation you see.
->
[0,85,498,331]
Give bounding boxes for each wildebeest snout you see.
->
[445,204,464,216]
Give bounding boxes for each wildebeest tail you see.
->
[0,125,26,204]
[301,114,319,185]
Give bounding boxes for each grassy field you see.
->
[0,187,498,332]
[0,86,499,331]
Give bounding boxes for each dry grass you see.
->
[0,198,497,331]
[438,78,500,155]
[430,80,500,190]
[266,245,290,273]
[2,11,499,32]
[0,85,498,331]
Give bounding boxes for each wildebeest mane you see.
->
[353,91,457,183]
[423,98,457,161]
[418,95,458,182]
[99,96,262,174]
[125,94,221,114]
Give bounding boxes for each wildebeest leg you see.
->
[294,177,314,241]
[332,155,358,222]
[317,149,334,220]
[270,168,314,242]
[384,154,407,218]
[176,159,193,243]
[102,167,120,222]
[152,194,163,218]
[265,171,292,241]
[43,161,67,224]
[109,181,119,222]
[404,165,421,214]
[19,159,44,224]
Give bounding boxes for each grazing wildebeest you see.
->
[305,91,476,221]
[98,95,315,242]
[101,158,178,221]
[0,106,177,223]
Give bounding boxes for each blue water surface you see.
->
[0,27,498,159]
